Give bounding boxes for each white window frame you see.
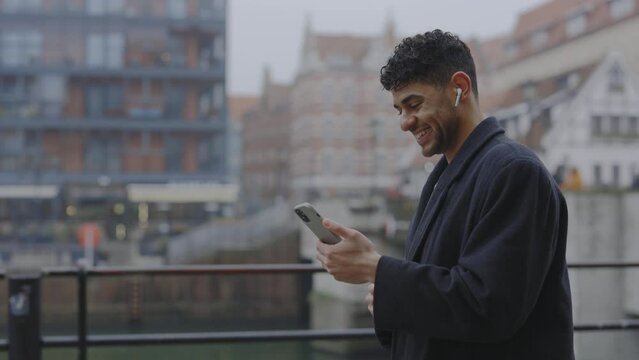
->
[531,30,549,49]
[1,31,42,66]
[86,32,124,68]
[3,0,40,13]
[610,0,635,19]
[566,13,587,37]
[167,0,187,19]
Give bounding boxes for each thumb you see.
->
[322,218,356,239]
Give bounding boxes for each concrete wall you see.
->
[564,191,639,360]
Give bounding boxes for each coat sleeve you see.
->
[373,159,561,342]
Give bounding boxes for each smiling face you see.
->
[392,81,460,160]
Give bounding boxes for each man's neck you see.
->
[444,109,483,163]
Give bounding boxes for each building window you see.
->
[343,152,354,174]
[213,0,226,11]
[594,164,602,186]
[198,87,212,118]
[343,116,354,140]
[199,0,224,18]
[3,0,40,13]
[323,80,334,105]
[213,35,225,61]
[165,136,184,172]
[1,31,42,66]
[566,13,587,37]
[85,84,124,118]
[530,30,549,49]
[629,116,638,135]
[608,63,625,92]
[86,33,124,68]
[504,42,518,60]
[197,137,218,172]
[343,83,355,110]
[326,55,353,68]
[86,0,123,15]
[198,37,215,69]
[85,138,121,173]
[610,116,621,135]
[592,115,603,136]
[612,165,620,187]
[375,153,385,174]
[213,83,224,109]
[167,0,186,19]
[610,0,635,19]
[40,75,65,117]
[167,35,186,67]
[164,85,185,118]
[323,118,334,140]
[322,152,333,174]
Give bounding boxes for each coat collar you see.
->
[405,117,504,261]
[432,117,505,190]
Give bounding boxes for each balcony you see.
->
[0,11,226,32]
[0,117,226,132]
[0,171,227,186]
[0,64,224,81]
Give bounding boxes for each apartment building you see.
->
[241,68,291,213]
[289,20,413,201]
[472,0,639,105]
[0,0,229,251]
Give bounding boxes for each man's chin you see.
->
[421,146,437,158]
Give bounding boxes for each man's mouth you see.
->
[415,126,433,145]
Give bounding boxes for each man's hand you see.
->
[366,283,374,316]
[315,218,381,284]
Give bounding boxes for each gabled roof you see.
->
[471,0,639,73]
[513,0,593,38]
[314,34,372,63]
[484,61,598,113]
[468,35,511,74]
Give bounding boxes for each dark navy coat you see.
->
[374,118,574,359]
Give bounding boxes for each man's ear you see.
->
[450,71,472,104]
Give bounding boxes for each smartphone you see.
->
[294,202,342,244]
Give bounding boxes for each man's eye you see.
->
[408,102,421,110]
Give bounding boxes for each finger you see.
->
[322,218,357,239]
[316,253,327,266]
[316,240,329,255]
[368,283,375,293]
[365,293,372,303]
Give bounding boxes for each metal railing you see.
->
[1,261,639,359]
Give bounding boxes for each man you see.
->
[316,30,574,359]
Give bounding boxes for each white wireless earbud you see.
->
[454,88,462,108]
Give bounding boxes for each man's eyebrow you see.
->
[400,94,423,105]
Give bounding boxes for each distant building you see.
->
[228,94,258,185]
[241,68,292,213]
[470,0,639,108]
[490,52,639,189]
[0,0,230,260]
[289,19,413,201]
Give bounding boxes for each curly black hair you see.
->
[380,29,478,97]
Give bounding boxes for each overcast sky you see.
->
[228,0,547,95]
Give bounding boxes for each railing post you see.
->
[8,273,41,360]
[78,265,87,360]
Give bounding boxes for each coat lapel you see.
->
[406,117,505,262]
[405,157,447,259]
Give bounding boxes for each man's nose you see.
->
[400,114,416,132]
